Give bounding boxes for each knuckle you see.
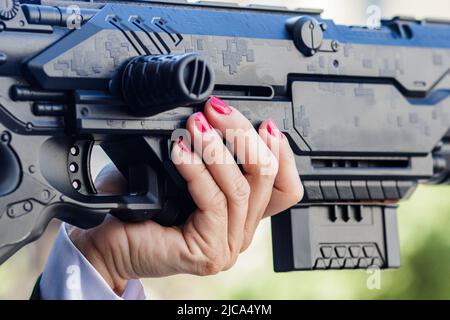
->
[210,187,228,211]
[284,147,296,162]
[223,255,239,271]
[195,242,233,275]
[296,183,305,203]
[240,225,255,252]
[230,176,251,203]
[270,156,280,174]
[199,256,225,276]
[240,236,253,253]
[227,242,241,264]
[203,261,222,276]
[198,165,210,179]
[289,182,304,206]
[259,155,279,178]
[230,239,242,254]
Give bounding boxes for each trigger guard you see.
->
[0,132,21,198]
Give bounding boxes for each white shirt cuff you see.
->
[40,223,146,300]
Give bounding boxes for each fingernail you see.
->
[177,136,191,153]
[267,119,282,138]
[194,112,211,133]
[209,96,232,115]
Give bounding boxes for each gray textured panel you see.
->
[292,81,450,154]
[273,205,399,271]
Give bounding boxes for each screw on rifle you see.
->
[1,131,10,142]
[26,122,33,130]
[69,163,78,173]
[70,146,79,156]
[7,207,14,216]
[42,190,51,201]
[23,201,33,212]
[72,180,81,190]
[28,165,36,174]
[331,40,340,51]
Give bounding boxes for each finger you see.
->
[203,97,278,251]
[95,163,128,195]
[204,97,278,177]
[171,137,228,249]
[259,119,304,217]
[186,112,249,257]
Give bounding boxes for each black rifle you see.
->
[0,0,449,271]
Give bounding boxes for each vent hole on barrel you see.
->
[184,58,211,97]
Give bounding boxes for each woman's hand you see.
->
[70,97,303,295]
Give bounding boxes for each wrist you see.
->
[69,226,128,295]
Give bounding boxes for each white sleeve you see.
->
[39,223,146,300]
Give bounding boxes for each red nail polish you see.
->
[209,96,232,115]
[194,112,211,133]
[267,119,282,138]
[177,136,191,153]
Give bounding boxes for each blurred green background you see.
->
[1,0,450,299]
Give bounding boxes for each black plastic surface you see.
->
[111,53,215,117]
[272,205,400,271]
